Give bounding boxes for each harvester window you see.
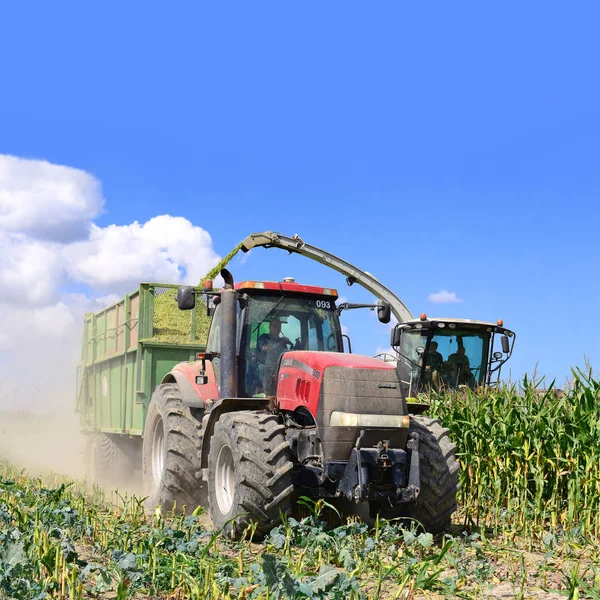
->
[399,328,486,390]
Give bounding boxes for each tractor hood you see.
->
[276,350,405,425]
[279,351,396,377]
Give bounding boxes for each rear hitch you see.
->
[376,440,390,468]
[335,430,414,503]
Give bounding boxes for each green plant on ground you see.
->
[3,370,600,598]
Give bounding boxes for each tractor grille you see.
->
[316,366,409,461]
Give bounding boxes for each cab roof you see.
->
[234,280,338,297]
[401,317,514,336]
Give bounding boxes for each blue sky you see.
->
[1,1,599,387]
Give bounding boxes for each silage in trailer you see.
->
[150,286,211,345]
[146,242,244,344]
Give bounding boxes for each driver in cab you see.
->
[261,318,297,395]
[447,346,475,387]
[422,341,444,387]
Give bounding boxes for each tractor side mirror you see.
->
[176,286,196,310]
[501,335,510,353]
[377,299,391,324]
[390,325,401,347]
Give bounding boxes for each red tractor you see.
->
[141,233,479,537]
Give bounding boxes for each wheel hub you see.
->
[151,418,165,487]
[215,444,235,515]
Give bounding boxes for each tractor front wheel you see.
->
[208,411,294,539]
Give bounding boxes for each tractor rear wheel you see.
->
[207,411,294,539]
[407,415,459,533]
[85,433,131,487]
[142,383,206,514]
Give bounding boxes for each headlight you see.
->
[330,411,358,427]
[330,412,410,428]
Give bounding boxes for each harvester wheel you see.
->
[86,433,130,487]
[207,411,294,539]
[142,383,206,514]
[407,415,459,533]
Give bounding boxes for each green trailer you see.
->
[76,283,208,441]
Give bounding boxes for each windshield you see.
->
[242,294,342,397]
[398,329,488,392]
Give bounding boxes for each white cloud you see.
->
[0,301,76,352]
[63,216,220,292]
[236,249,252,266]
[427,289,463,304]
[0,233,63,306]
[0,154,103,242]
[0,301,81,413]
[0,156,221,414]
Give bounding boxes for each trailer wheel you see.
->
[208,411,294,539]
[142,383,206,514]
[86,433,130,487]
[370,416,458,533]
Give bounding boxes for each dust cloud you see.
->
[0,297,89,480]
[0,409,86,479]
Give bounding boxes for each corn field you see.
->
[430,369,600,542]
[1,370,600,598]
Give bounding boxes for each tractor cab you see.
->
[203,279,343,398]
[391,316,515,396]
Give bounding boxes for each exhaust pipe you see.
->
[219,268,238,398]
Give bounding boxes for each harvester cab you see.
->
[391,316,516,397]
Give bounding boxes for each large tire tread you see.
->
[408,415,459,533]
[208,410,294,539]
[142,383,206,514]
[86,433,132,487]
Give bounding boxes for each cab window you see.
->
[241,295,341,397]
